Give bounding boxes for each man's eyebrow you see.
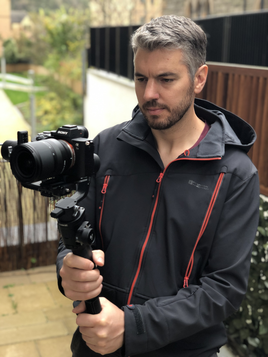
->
[157,72,178,77]
[134,72,145,77]
[134,72,178,77]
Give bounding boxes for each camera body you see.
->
[1,124,99,197]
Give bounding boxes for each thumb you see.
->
[72,301,86,314]
[92,250,105,267]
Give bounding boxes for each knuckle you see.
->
[97,331,107,340]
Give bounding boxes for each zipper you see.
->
[127,171,164,305]
[183,171,225,288]
[99,175,110,249]
[127,156,223,304]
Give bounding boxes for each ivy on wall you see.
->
[226,196,268,357]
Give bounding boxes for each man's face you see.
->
[134,48,195,130]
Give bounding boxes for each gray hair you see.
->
[131,15,207,79]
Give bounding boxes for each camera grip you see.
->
[72,244,102,315]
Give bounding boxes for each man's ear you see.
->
[194,65,208,94]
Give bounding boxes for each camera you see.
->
[1,124,102,314]
[1,124,100,197]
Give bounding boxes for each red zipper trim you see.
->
[127,172,164,305]
[127,156,222,304]
[99,175,110,249]
[183,172,225,288]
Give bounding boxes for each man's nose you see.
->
[143,80,160,102]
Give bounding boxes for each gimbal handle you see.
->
[51,181,102,315]
[72,243,102,314]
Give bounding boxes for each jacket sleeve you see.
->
[123,169,260,356]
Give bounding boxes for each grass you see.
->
[4,89,29,105]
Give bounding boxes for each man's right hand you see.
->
[60,250,104,302]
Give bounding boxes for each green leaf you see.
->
[257,226,266,236]
[259,323,268,335]
[247,337,260,347]
[259,292,268,301]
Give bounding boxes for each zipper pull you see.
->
[101,176,110,194]
[183,277,189,288]
[156,173,164,183]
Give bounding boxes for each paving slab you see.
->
[0,288,15,315]
[46,280,71,307]
[36,335,73,357]
[0,310,47,330]
[0,321,69,346]
[44,305,75,322]
[28,271,57,284]
[0,341,39,357]
[27,266,56,275]
[63,318,78,335]
[8,282,56,313]
[0,274,31,288]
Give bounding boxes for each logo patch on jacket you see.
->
[188,180,208,190]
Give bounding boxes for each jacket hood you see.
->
[194,98,256,154]
[126,98,256,158]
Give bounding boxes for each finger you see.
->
[92,250,105,267]
[61,266,102,284]
[62,274,103,293]
[64,252,95,270]
[63,280,103,301]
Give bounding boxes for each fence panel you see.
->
[0,160,58,272]
[197,63,268,196]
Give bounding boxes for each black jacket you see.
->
[57,98,260,357]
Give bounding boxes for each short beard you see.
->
[141,83,195,130]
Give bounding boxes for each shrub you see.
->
[226,196,268,357]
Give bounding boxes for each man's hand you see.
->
[73,298,124,355]
[60,250,104,301]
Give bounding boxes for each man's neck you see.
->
[152,108,205,168]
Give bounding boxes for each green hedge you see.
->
[225,196,268,357]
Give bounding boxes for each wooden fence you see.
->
[197,62,268,196]
[0,160,59,272]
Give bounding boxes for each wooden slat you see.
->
[199,63,268,196]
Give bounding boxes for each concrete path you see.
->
[0,265,75,357]
[0,265,235,357]
[0,89,31,145]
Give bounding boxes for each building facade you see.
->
[0,0,12,56]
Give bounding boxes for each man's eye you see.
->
[161,78,173,83]
[136,77,145,82]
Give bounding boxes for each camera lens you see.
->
[17,151,35,177]
[10,139,75,182]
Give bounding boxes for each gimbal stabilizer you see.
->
[51,180,101,314]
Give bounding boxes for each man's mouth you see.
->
[146,107,165,115]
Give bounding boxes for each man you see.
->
[57,15,259,357]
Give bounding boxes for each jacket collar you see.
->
[117,99,256,159]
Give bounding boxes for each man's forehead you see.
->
[134,48,187,74]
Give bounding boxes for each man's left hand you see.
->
[73,297,124,355]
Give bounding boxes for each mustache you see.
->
[142,100,170,111]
